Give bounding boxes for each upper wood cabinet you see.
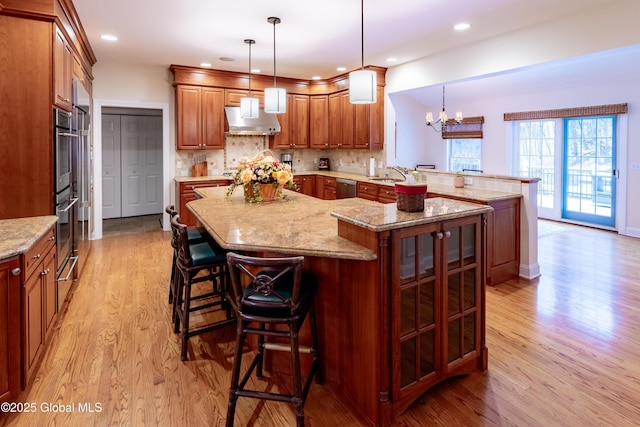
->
[271,94,309,150]
[175,85,225,150]
[330,87,384,150]
[328,92,354,149]
[225,89,264,107]
[309,95,329,149]
[53,26,73,111]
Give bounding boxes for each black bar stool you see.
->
[171,215,235,361]
[225,252,321,427]
[166,204,207,305]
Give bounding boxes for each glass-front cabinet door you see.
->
[391,215,482,404]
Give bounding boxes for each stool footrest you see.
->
[263,342,313,354]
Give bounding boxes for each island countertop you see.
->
[188,187,492,260]
[0,216,58,260]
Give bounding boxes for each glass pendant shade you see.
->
[349,69,377,104]
[240,96,259,119]
[264,87,287,113]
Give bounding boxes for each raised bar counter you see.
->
[188,186,493,427]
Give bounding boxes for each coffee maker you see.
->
[282,153,293,169]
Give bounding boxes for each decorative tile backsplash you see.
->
[174,135,386,177]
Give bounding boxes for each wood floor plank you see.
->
[3,221,640,426]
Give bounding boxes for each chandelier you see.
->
[425,86,462,132]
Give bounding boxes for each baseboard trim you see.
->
[519,263,541,280]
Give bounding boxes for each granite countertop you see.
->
[0,216,58,260]
[189,187,492,260]
[176,171,521,203]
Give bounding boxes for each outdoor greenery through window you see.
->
[447,139,481,172]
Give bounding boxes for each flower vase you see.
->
[453,176,465,188]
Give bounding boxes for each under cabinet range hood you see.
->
[224,106,281,135]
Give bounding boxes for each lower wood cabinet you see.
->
[292,175,316,197]
[177,180,230,226]
[390,214,486,417]
[357,181,397,203]
[21,225,57,389]
[0,257,21,404]
[316,176,336,200]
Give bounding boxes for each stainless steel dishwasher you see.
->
[336,178,357,199]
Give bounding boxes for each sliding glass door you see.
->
[562,116,616,227]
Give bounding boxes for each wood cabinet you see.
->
[21,226,57,388]
[329,88,384,150]
[293,175,316,197]
[224,89,264,107]
[176,180,230,226]
[357,181,378,201]
[0,256,21,404]
[271,94,309,149]
[316,176,336,200]
[309,95,329,149]
[377,184,397,203]
[53,25,73,111]
[390,215,486,417]
[328,92,354,149]
[428,193,521,286]
[175,85,225,150]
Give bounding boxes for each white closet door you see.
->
[120,115,163,217]
[101,114,121,219]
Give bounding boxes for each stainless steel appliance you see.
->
[282,152,292,169]
[54,109,74,193]
[72,103,92,283]
[336,178,357,199]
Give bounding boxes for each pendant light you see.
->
[264,16,287,114]
[240,39,259,119]
[349,0,376,104]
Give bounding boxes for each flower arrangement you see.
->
[226,151,297,203]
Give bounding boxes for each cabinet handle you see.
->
[445,231,451,238]
[437,232,444,240]
[41,268,50,276]
[33,253,41,260]
[48,236,55,241]
[11,268,21,276]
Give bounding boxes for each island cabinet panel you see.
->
[21,225,57,389]
[176,180,230,227]
[428,193,521,285]
[309,95,329,149]
[390,215,486,418]
[175,85,225,150]
[0,257,21,404]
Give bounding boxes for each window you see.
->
[447,139,481,172]
[516,120,556,209]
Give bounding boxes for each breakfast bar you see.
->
[188,187,493,426]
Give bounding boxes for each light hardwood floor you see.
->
[3,221,640,426]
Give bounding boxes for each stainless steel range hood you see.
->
[224,106,281,135]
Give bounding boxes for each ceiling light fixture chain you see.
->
[425,86,463,133]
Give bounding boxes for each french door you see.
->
[516,116,616,228]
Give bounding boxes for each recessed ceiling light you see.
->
[454,23,471,31]
[200,62,212,67]
[336,66,347,72]
[100,34,118,41]
[219,57,235,62]
[311,76,321,80]
[386,57,398,63]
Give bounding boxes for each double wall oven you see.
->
[54,107,79,308]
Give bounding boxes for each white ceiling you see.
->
[73,0,616,80]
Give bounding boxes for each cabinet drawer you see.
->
[357,182,379,199]
[378,186,397,203]
[322,177,336,188]
[179,180,229,195]
[23,227,55,280]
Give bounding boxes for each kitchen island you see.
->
[188,187,493,426]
